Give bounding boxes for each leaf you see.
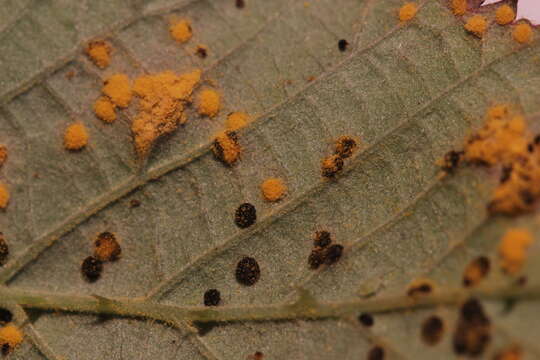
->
[0,0,539,359]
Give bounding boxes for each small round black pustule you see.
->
[81,256,103,283]
[235,203,257,228]
[235,256,260,286]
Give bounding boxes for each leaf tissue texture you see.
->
[0,0,539,359]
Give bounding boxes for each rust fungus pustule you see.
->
[235,256,260,286]
[334,136,358,159]
[463,256,491,287]
[451,0,467,16]
[93,96,116,123]
[260,177,286,202]
[86,40,111,69]
[321,154,344,178]
[102,74,132,108]
[399,2,418,21]
[94,232,121,262]
[0,324,23,355]
[421,315,444,345]
[464,15,488,37]
[498,229,533,274]
[453,298,491,357]
[212,131,241,165]
[225,112,250,131]
[496,4,515,25]
[0,145,7,167]
[81,256,103,283]
[170,19,192,43]
[63,123,88,151]
[197,88,221,118]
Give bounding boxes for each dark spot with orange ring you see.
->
[249,351,264,360]
[440,150,463,173]
[358,313,374,327]
[236,257,260,286]
[196,45,208,58]
[338,39,349,52]
[308,248,325,269]
[463,256,490,287]
[335,136,357,159]
[324,244,343,265]
[129,199,141,208]
[235,203,257,228]
[0,233,8,266]
[81,256,103,283]
[314,230,332,248]
[204,289,221,306]
[0,309,12,324]
[235,0,245,9]
[421,315,444,345]
[494,344,522,360]
[321,154,344,178]
[407,281,433,297]
[94,232,121,262]
[367,346,384,360]
[453,298,491,357]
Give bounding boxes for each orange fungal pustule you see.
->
[197,88,221,118]
[464,15,488,37]
[94,97,116,123]
[102,74,132,108]
[170,19,192,43]
[0,145,7,167]
[0,324,23,353]
[64,123,89,151]
[399,2,418,22]
[130,69,202,156]
[451,0,467,16]
[513,23,533,44]
[0,183,9,209]
[94,232,121,262]
[261,178,287,202]
[495,4,515,25]
[86,40,111,69]
[212,130,241,165]
[225,111,250,131]
[498,229,534,274]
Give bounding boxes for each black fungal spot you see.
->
[367,346,385,360]
[335,136,357,159]
[249,351,264,360]
[0,308,12,324]
[314,230,332,248]
[193,321,217,336]
[324,244,344,265]
[407,282,433,297]
[235,203,257,228]
[308,248,325,269]
[441,150,463,173]
[2,343,10,356]
[463,256,490,287]
[453,298,491,357]
[358,313,374,327]
[129,199,141,208]
[212,130,240,166]
[235,0,245,9]
[196,45,208,58]
[81,256,103,283]
[421,315,444,345]
[204,289,221,306]
[236,257,260,286]
[500,166,513,183]
[321,155,344,178]
[535,134,540,145]
[0,233,8,266]
[338,39,349,52]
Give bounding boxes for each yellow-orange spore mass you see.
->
[0,324,23,353]
[464,105,540,214]
[0,183,9,209]
[94,232,121,262]
[513,23,533,44]
[399,2,418,21]
[0,145,7,167]
[197,89,221,118]
[498,229,533,274]
[170,20,192,43]
[451,0,467,16]
[261,178,287,202]
[464,15,488,37]
[495,5,515,25]
[86,41,111,69]
[212,131,241,165]
[463,256,490,287]
[225,112,250,131]
[102,74,132,108]
[94,97,116,123]
[131,69,202,156]
[494,345,523,360]
[64,123,89,150]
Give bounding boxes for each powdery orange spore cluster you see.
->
[0,183,9,209]
[451,0,467,16]
[64,123,89,151]
[226,112,250,131]
[102,74,132,108]
[513,23,533,44]
[464,15,488,37]
[197,88,221,118]
[212,131,241,165]
[260,178,287,202]
[0,324,23,353]
[399,2,418,21]
[170,20,192,43]
[498,229,534,274]
[86,41,111,69]
[93,97,117,123]
[495,5,515,25]
[131,69,202,155]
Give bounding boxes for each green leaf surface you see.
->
[1,0,539,359]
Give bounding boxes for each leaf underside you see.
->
[0,0,539,359]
